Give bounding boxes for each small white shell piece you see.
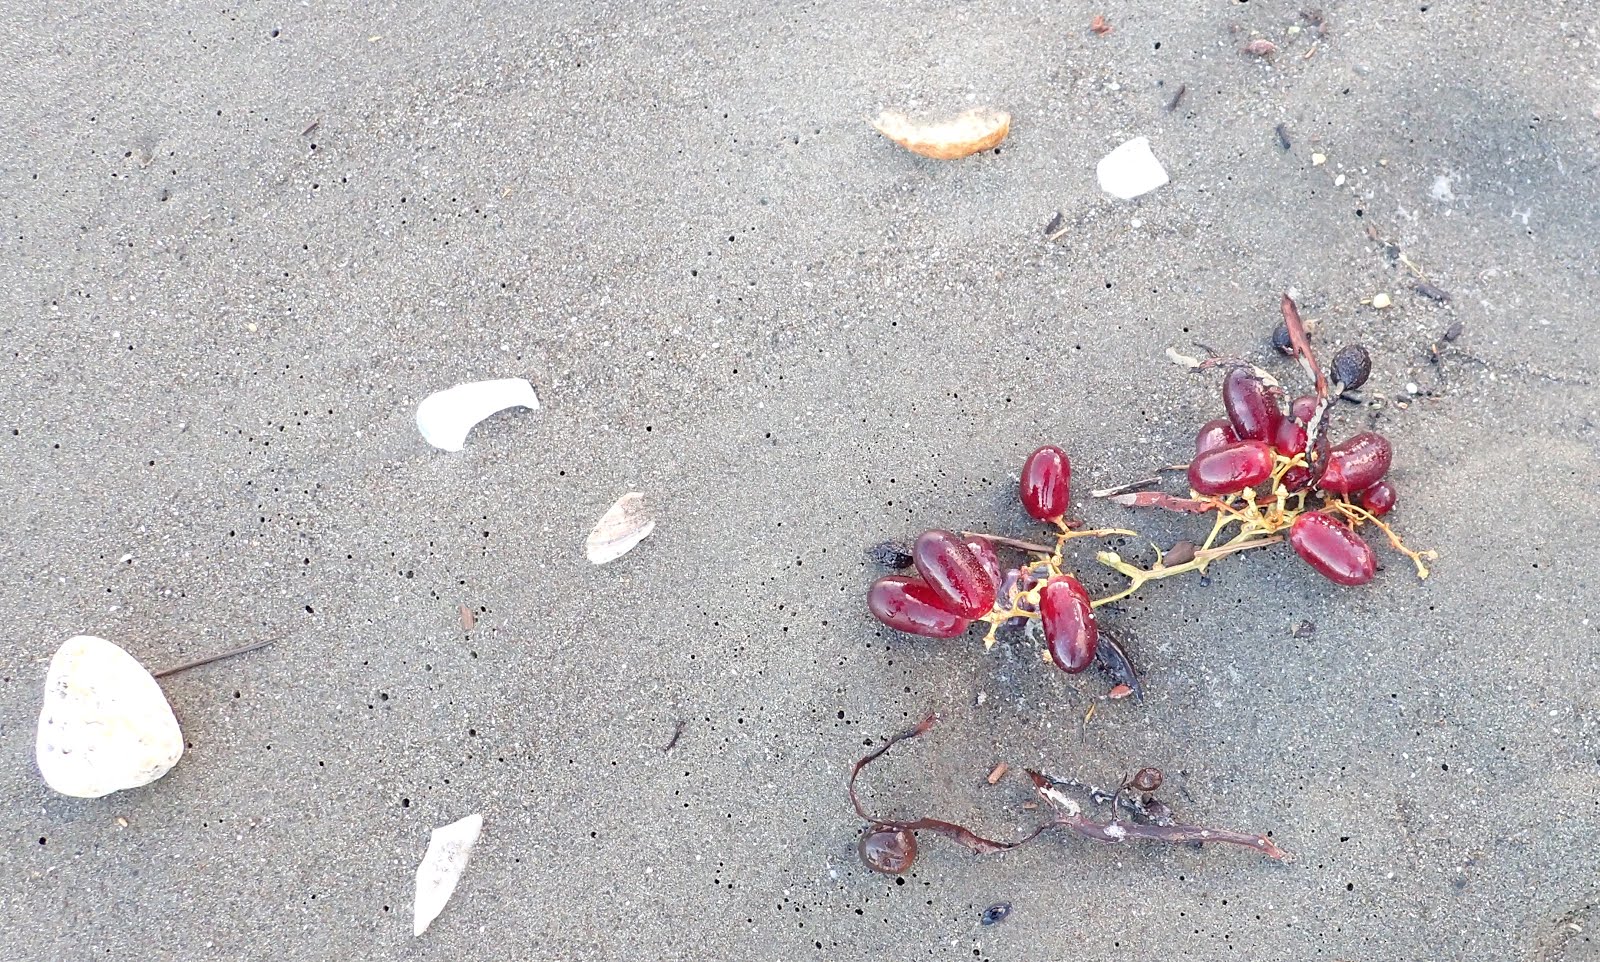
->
[585,492,656,565]
[1096,137,1170,200]
[35,636,184,798]
[416,378,540,452]
[413,813,483,937]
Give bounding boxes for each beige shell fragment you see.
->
[413,813,483,937]
[871,108,1011,160]
[35,636,184,798]
[585,492,656,565]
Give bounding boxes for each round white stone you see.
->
[35,636,184,798]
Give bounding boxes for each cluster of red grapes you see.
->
[864,308,1436,682]
[1170,338,1432,587]
[866,445,1108,675]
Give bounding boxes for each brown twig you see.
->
[152,637,280,678]
[959,531,1057,554]
[1090,477,1161,498]
[1107,491,1213,513]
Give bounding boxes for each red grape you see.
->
[1223,367,1281,442]
[1194,418,1238,455]
[867,576,972,638]
[1319,432,1393,494]
[1187,440,1274,495]
[1040,576,1098,673]
[859,825,916,874]
[1359,481,1397,516]
[964,537,1002,593]
[1281,466,1312,491]
[913,529,997,618]
[1289,512,1376,586]
[1020,445,1071,521]
[1290,394,1318,425]
[1272,417,1307,457]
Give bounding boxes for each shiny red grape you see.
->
[1194,418,1238,455]
[1359,481,1397,516]
[1187,440,1274,496]
[964,537,1002,593]
[859,825,916,874]
[1319,432,1393,494]
[1290,394,1318,425]
[1020,445,1071,521]
[1272,417,1307,457]
[1222,367,1281,442]
[1289,512,1376,586]
[1281,466,1312,491]
[1040,576,1098,673]
[912,529,996,618]
[867,576,972,638]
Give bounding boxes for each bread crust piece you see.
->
[871,108,1011,160]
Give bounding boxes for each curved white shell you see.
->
[35,636,184,798]
[414,813,483,936]
[585,492,656,565]
[1096,137,1169,200]
[416,378,540,452]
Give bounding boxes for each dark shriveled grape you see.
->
[1331,344,1372,390]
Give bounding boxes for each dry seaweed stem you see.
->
[849,715,1289,866]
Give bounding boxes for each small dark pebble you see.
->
[1414,282,1451,303]
[865,541,913,569]
[1293,619,1316,638]
[1043,211,1065,236]
[1331,344,1372,390]
[980,902,1013,926]
[1270,322,1295,356]
[1275,123,1292,151]
[1198,575,1212,587]
[1444,320,1465,342]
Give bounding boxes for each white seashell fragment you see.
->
[35,636,184,798]
[413,813,483,937]
[585,492,656,565]
[415,378,539,452]
[1096,137,1169,200]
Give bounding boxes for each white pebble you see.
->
[1096,137,1170,200]
[35,636,184,798]
[1371,292,1392,309]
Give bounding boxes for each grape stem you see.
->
[1091,535,1282,607]
[1324,500,1438,578]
